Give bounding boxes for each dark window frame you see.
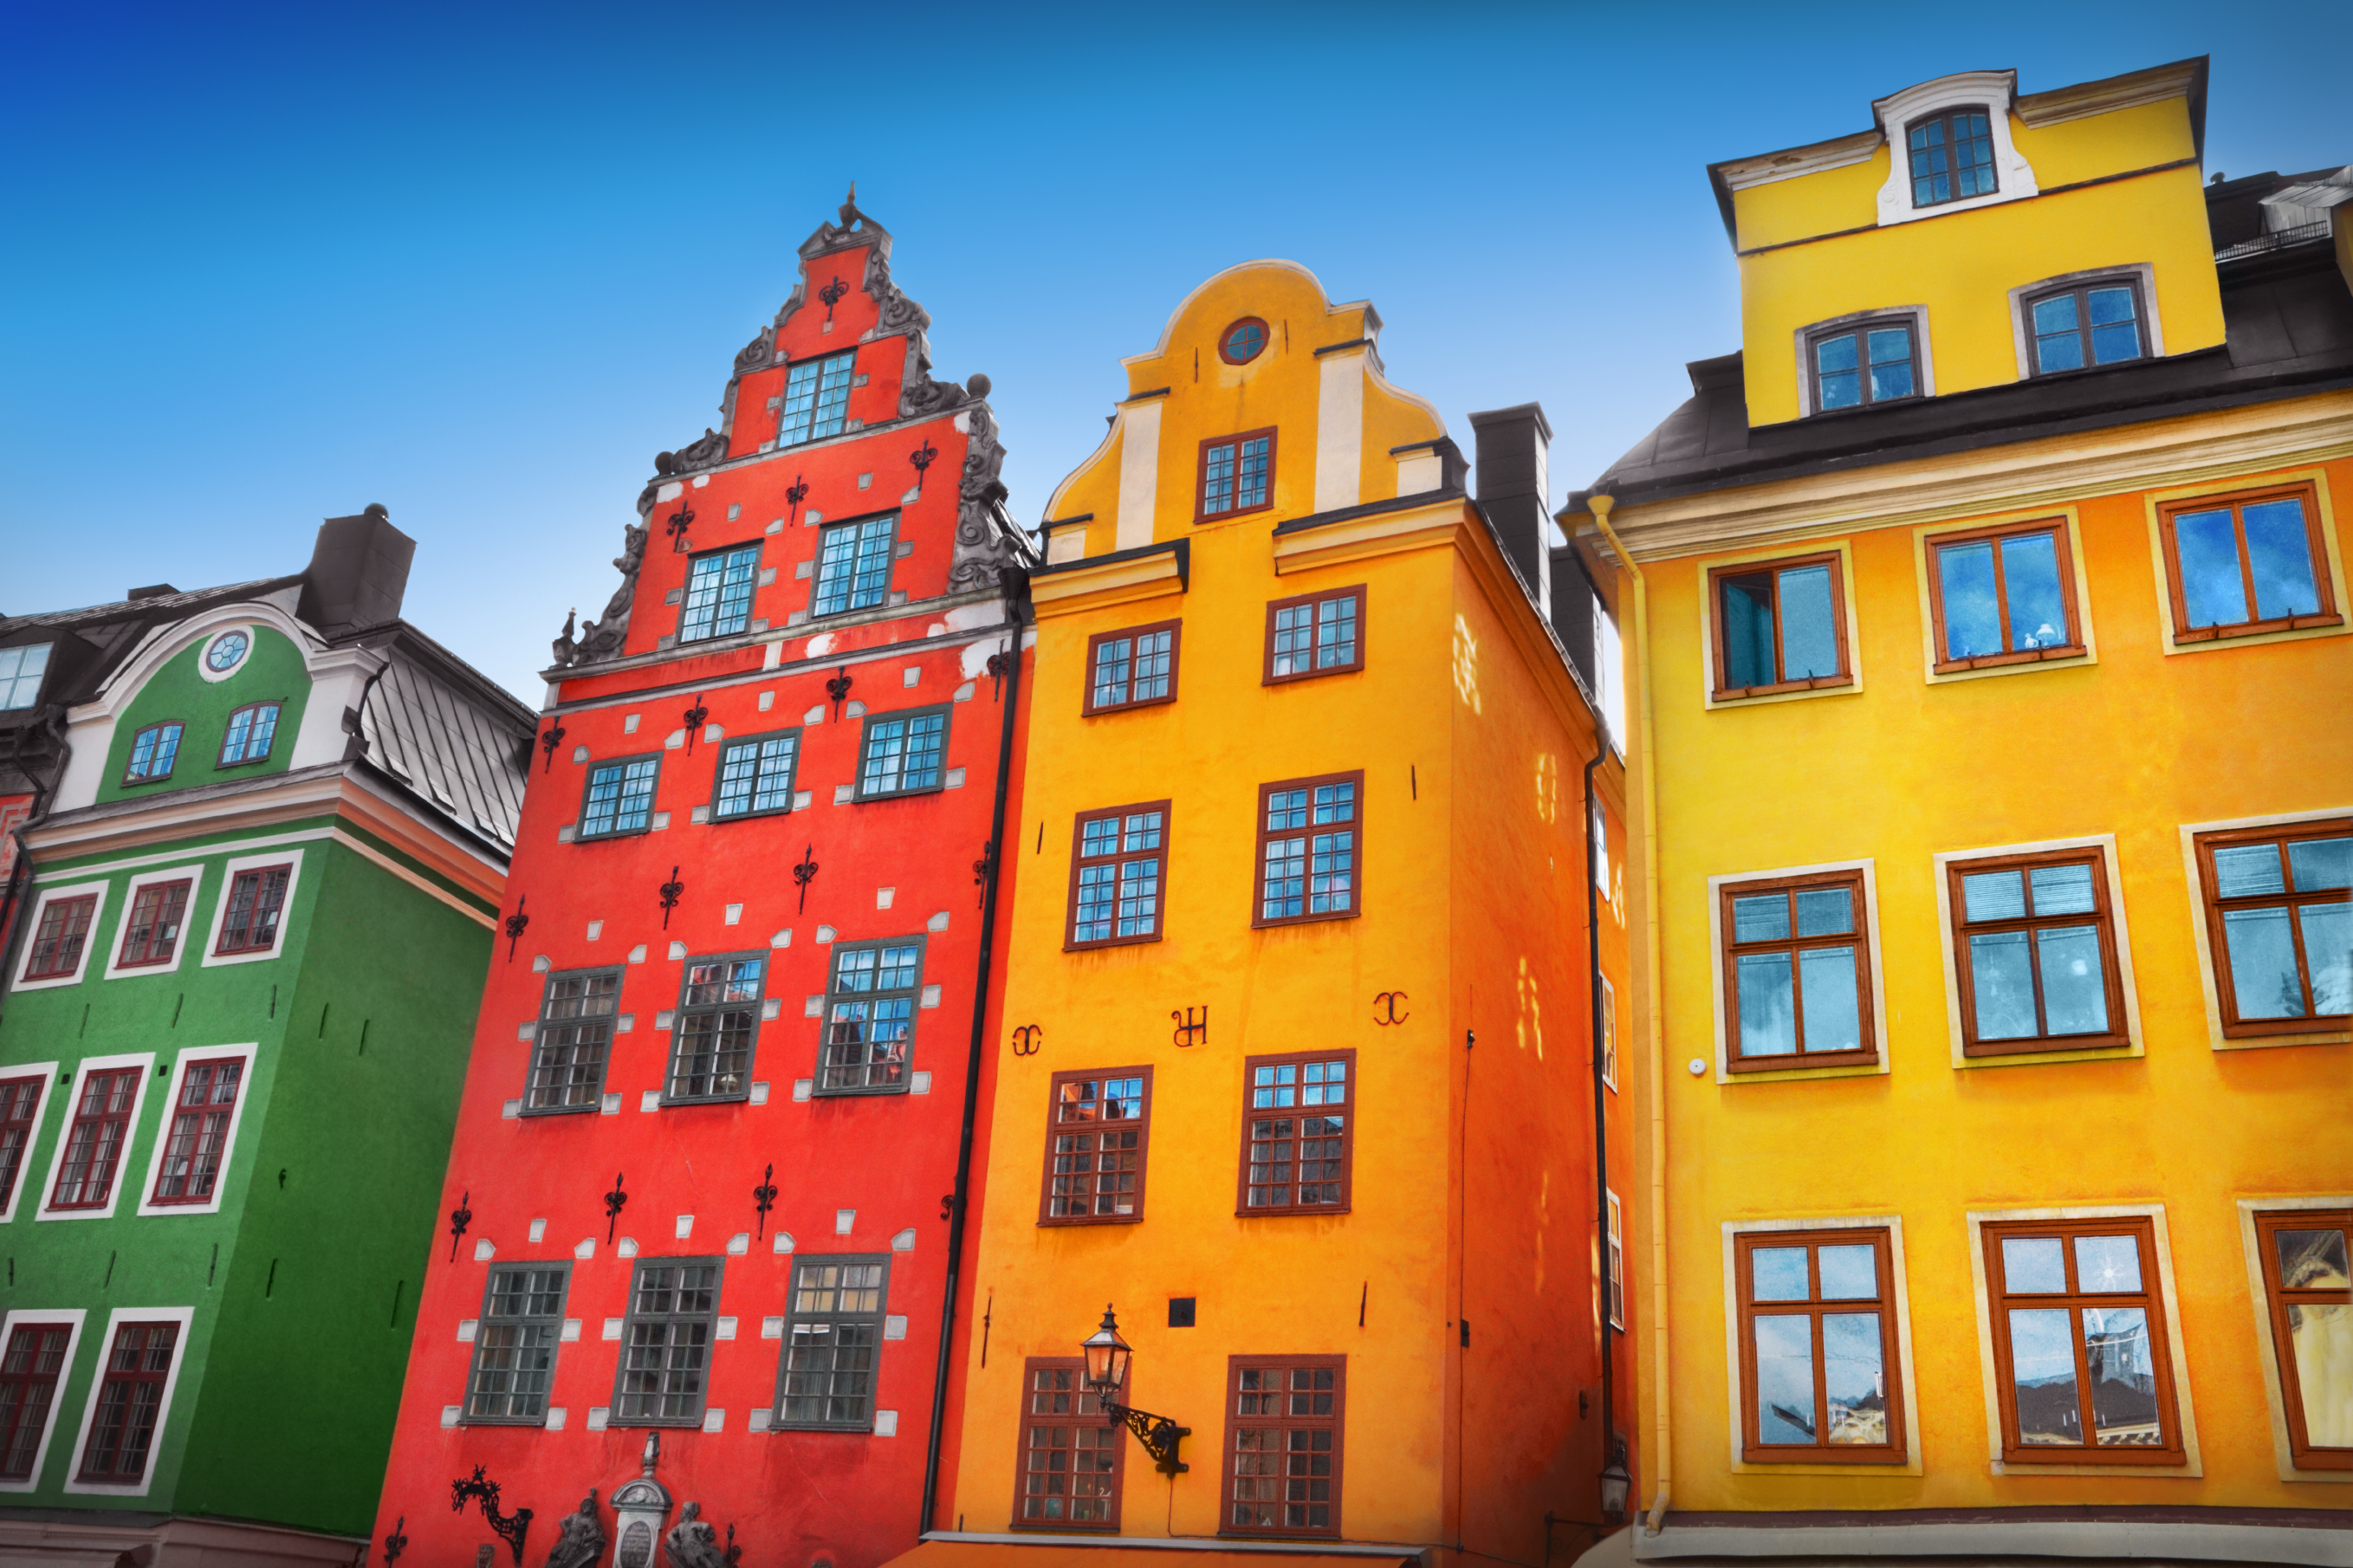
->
[1083,621,1183,716]
[49,1067,141,1211]
[811,511,901,619]
[0,1319,72,1479]
[1219,317,1270,366]
[709,729,802,823]
[817,935,926,1097]
[148,1053,246,1206]
[772,1253,891,1433]
[1904,105,1998,209]
[215,701,283,768]
[1804,315,1922,414]
[1253,771,1364,930]
[76,1319,178,1483]
[776,347,859,448]
[115,878,193,969]
[1719,867,1879,1072]
[24,893,98,981]
[1607,1189,1628,1331]
[1980,1215,2183,1465]
[677,542,762,645]
[1707,553,1854,700]
[1733,1226,1908,1463]
[1196,427,1278,523]
[0,642,52,711]
[2155,482,2342,645]
[120,721,184,786]
[577,754,663,841]
[1924,517,2085,671]
[663,950,766,1105]
[1037,1066,1154,1227]
[213,864,292,956]
[1237,1048,1356,1217]
[853,704,951,802]
[1948,846,2130,1057]
[2253,1207,2353,1470]
[463,1261,572,1426]
[2023,275,2150,378]
[1013,1355,1125,1530]
[1263,586,1367,684]
[611,1256,723,1428]
[2192,817,2352,1038]
[1221,1354,1345,1539]
[524,967,622,1115]
[1066,801,1171,952]
[0,1076,45,1213]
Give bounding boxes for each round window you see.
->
[203,630,250,675]
[1219,318,1269,365]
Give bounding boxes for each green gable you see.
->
[95,624,311,806]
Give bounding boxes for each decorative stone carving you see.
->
[554,522,647,669]
[661,1502,739,1568]
[654,429,728,476]
[608,1435,672,1568]
[946,398,1034,591]
[731,327,773,375]
[543,1491,606,1568]
[861,243,932,341]
[900,369,990,420]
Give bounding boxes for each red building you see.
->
[373,195,1034,1568]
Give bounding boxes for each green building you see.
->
[0,509,531,1565]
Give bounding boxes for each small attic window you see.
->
[1220,319,1268,366]
[1907,108,1997,207]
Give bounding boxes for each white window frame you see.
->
[1963,1202,2201,1478]
[1932,833,2145,1070]
[2177,806,2352,1052]
[2006,265,2165,381]
[100,864,206,982]
[193,625,255,684]
[1872,71,2039,227]
[1792,305,1936,417]
[1605,1191,1626,1332]
[1705,856,1890,1083]
[0,1307,87,1493]
[198,848,306,970]
[36,1053,155,1223]
[2237,1195,2353,1485]
[0,1063,58,1225]
[1720,1214,1922,1475]
[1599,975,1618,1092]
[135,1046,258,1219]
[61,1304,195,1497]
[11,880,110,992]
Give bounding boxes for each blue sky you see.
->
[3,1,2346,701]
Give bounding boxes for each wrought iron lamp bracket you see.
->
[1101,1396,1189,1474]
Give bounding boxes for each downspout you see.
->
[1586,496,1670,1533]
[920,567,1028,1536]
[0,726,69,1030]
[1583,746,1614,1521]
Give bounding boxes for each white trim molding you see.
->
[99,863,207,982]
[197,848,307,970]
[0,1308,87,1493]
[134,1045,259,1219]
[10,880,109,992]
[60,1305,196,1498]
[1932,833,2145,1070]
[2237,1195,2353,1485]
[2006,263,2167,380]
[2178,806,2353,1052]
[36,1053,156,1223]
[1873,71,2039,228]
[1704,857,1890,1085]
[0,1063,59,1225]
[192,626,254,684]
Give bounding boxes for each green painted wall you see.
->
[95,625,310,806]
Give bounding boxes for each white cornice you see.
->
[1872,70,2038,228]
[1715,129,1885,194]
[2015,60,2201,128]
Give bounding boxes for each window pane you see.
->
[2084,1306,2160,1445]
[2086,287,2141,364]
[1202,443,1235,515]
[1794,888,1852,937]
[2008,1307,2081,1443]
[2027,862,2097,917]
[1798,946,1861,1053]
[2173,509,2249,628]
[1815,334,1860,410]
[1092,638,1131,708]
[2035,925,2109,1036]
[2073,1234,2142,1293]
[1733,893,1789,943]
[1999,532,2069,650]
[1823,1312,1888,1444]
[2002,1236,2068,1293]
[1775,565,1838,680]
[2285,1300,2353,1447]
[1865,328,1913,401]
[1237,437,1272,511]
[2243,499,2322,622]
[1963,870,2026,923]
[2214,843,2287,898]
[1938,541,2004,658]
[2223,906,2305,1019]
[1720,573,1775,687]
[2290,838,2353,893]
[1753,1315,1816,1442]
[1752,1247,1810,1302]
[1818,1244,1879,1300]
[1736,953,1797,1057]
[2300,904,2350,1014]
[1969,931,2038,1039]
[1314,595,1358,669]
[2033,295,2084,372]
[1952,110,1995,197]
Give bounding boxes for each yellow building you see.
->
[1563,58,2353,1565]
[908,263,1633,1565]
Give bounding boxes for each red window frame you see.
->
[1066,802,1170,951]
[24,895,96,981]
[1037,1066,1153,1226]
[2191,818,2352,1039]
[215,865,292,956]
[1196,428,1277,522]
[149,1056,245,1206]
[1236,1050,1355,1216]
[49,1068,140,1211]
[1262,586,1366,684]
[1222,1355,1345,1538]
[2155,482,2341,644]
[77,1320,178,1482]
[1253,772,1364,930]
[0,1321,72,1480]
[0,1076,44,1211]
[1732,1227,1907,1462]
[1012,1356,1125,1530]
[1082,621,1182,716]
[116,878,192,969]
[1980,1215,2184,1465]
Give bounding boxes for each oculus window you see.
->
[1220,318,1269,365]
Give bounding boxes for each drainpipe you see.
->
[1583,744,1615,1521]
[1585,495,1670,1533]
[919,567,1028,1536]
[0,727,69,1030]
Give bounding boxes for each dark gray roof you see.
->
[350,624,534,856]
[0,578,296,632]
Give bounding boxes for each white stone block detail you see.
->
[691,475,709,489]
[725,903,743,925]
[587,1407,611,1431]
[664,731,684,752]
[587,920,604,941]
[703,1409,726,1433]
[749,1409,772,1432]
[874,1409,898,1436]
[628,945,648,964]
[457,1319,478,1342]
[766,518,783,535]
[750,1081,772,1106]
[911,1071,932,1095]
[771,929,793,949]
[793,790,813,809]
[651,811,671,828]
[816,925,837,943]
[668,941,686,961]
[547,1406,567,1430]
[674,1215,694,1239]
[517,1022,536,1041]
[804,705,826,725]
[891,1228,916,1252]
[846,699,866,716]
[919,984,941,1008]
[618,1238,638,1258]
[857,472,872,488]
[884,1315,908,1341]
[558,825,577,843]
[561,1319,581,1341]
[902,666,921,687]
[805,510,824,525]
[602,1318,624,1340]
[690,806,710,824]
[804,995,822,1018]
[953,681,976,703]
[774,1231,795,1254]
[792,1079,814,1101]
[532,955,550,973]
[473,1240,496,1262]
[758,567,777,586]
[624,713,643,734]
[441,1405,461,1428]
[945,768,966,788]
[575,1236,598,1259]
[727,1233,750,1256]
[655,1011,675,1031]
[616,1014,633,1033]
[501,1098,522,1118]
[704,723,723,744]
[528,1218,547,1242]
[572,744,590,763]
[877,887,895,910]
[762,1316,786,1339]
[928,910,950,932]
[835,1208,855,1235]
[600,1095,621,1117]
[640,1090,660,1112]
[716,1317,738,1341]
[761,998,781,1020]
[833,784,853,804]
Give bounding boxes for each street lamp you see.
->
[1598,1439,1631,1519]
[1080,1304,1190,1475]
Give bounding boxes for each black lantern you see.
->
[1080,1304,1131,1394]
[1079,1303,1189,1475]
[1599,1442,1631,1518]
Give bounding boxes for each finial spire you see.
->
[839,182,864,228]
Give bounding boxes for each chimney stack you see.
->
[299,503,415,637]
[1468,403,1554,620]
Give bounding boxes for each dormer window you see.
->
[1907,108,1997,208]
[1807,318,1920,412]
[0,644,49,709]
[2026,278,2146,374]
[778,350,857,446]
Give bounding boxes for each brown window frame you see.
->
[1948,846,2129,1058]
[2023,275,2150,377]
[2253,1207,2353,1470]
[120,721,184,785]
[1222,1354,1345,1539]
[1923,518,2086,672]
[1065,801,1170,952]
[0,1076,44,1212]
[216,700,282,768]
[1980,1215,2184,1465]
[1218,317,1269,366]
[1718,868,1877,1071]
[2192,817,2352,1039]
[1905,105,1998,208]
[1038,1066,1153,1227]
[1253,771,1364,930]
[1261,586,1366,684]
[0,1320,72,1479]
[214,864,292,956]
[1011,1356,1125,1530]
[1196,427,1277,523]
[23,894,97,981]
[49,1067,141,1211]
[1732,1227,1907,1463]
[115,878,192,969]
[1804,315,1922,414]
[2155,482,2342,645]
[1082,621,1182,716]
[1236,1049,1356,1217]
[148,1054,246,1206]
[76,1319,179,1484]
[1707,553,1853,700]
